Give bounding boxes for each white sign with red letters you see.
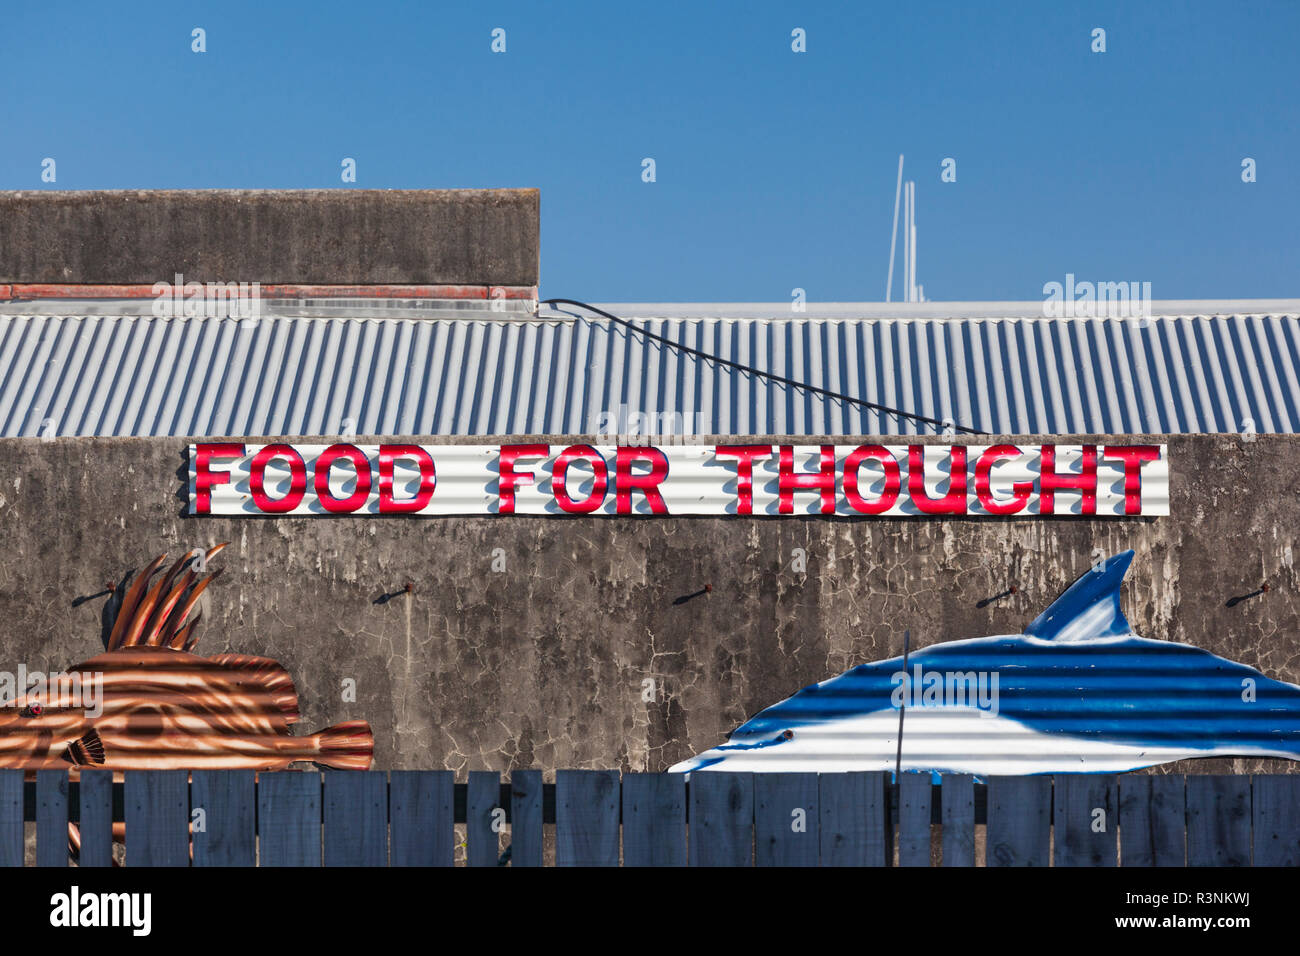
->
[188,442,1169,517]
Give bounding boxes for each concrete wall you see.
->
[0,189,539,285]
[0,433,1296,776]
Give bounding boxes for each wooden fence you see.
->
[2,770,1295,866]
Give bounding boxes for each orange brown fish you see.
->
[0,544,373,774]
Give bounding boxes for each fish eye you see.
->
[20,703,43,718]
[781,729,794,740]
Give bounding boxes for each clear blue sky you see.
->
[2,0,1295,302]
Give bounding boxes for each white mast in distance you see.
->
[910,181,918,302]
[886,154,903,303]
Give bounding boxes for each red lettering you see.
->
[250,443,307,513]
[498,444,549,514]
[553,445,608,513]
[778,445,837,514]
[1102,445,1161,515]
[615,446,670,514]
[715,445,774,515]
[377,444,436,513]
[907,446,968,515]
[974,445,1033,515]
[843,445,901,514]
[313,444,372,513]
[1040,444,1097,515]
[192,442,244,514]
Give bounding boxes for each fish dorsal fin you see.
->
[1025,550,1134,642]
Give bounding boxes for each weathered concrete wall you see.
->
[0,189,539,285]
[0,434,1296,777]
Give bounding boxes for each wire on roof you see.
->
[539,298,987,436]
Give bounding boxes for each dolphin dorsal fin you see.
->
[1024,550,1134,641]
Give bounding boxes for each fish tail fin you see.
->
[313,721,374,770]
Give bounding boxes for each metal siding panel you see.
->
[250,320,285,435]
[1,310,1298,438]
[196,319,240,437]
[753,320,770,434]
[910,322,932,434]
[361,320,395,435]
[206,320,251,436]
[1124,321,1162,432]
[418,320,451,435]
[878,321,898,435]
[1002,321,1032,434]
[24,318,73,439]
[1161,319,1201,433]
[441,323,478,434]
[1263,316,1300,432]
[711,320,729,434]
[1093,321,1126,433]
[1245,316,1289,433]
[968,321,993,433]
[1210,318,1249,433]
[1145,321,1181,433]
[1024,321,1058,433]
[41,319,92,437]
[715,320,734,436]
[1040,321,1072,433]
[948,321,973,435]
[396,320,425,434]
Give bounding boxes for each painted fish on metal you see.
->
[670,550,1300,775]
[0,544,373,774]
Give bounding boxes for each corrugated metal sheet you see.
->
[2,309,1298,437]
[671,550,1300,776]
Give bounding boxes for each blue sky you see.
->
[1,0,1295,302]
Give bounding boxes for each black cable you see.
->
[540,298,986,436]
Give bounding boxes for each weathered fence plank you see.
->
[258,772,320,867]
[1118,774,1185,866]
[466,771,502,867]
[622,772,686,867]
[389,770,453,867]
[1187,775,1251,866]
[819,772,888,866]
[941,774,975,866]
[557,769,620,866]
[690,772,754,867]
[755,773,818,867]
[898,774,932,867]
[78,769,114,868]
[1252,775,1300,866]
[1054,775,1118,866]
[987,776,1051,867]
[0,771,18,867]
[125,770,189,866]
[36,770,69,867]
[509,770,544,867]
[192,770,255,867]
[324,771,388,866]
[3,769,1289,868]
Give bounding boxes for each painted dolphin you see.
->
[670,550,1300,775]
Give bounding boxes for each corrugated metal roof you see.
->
[2,306,1298,437]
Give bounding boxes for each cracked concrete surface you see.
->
[0,433,1297,778]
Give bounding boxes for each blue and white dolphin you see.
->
[670,550,1300,775]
